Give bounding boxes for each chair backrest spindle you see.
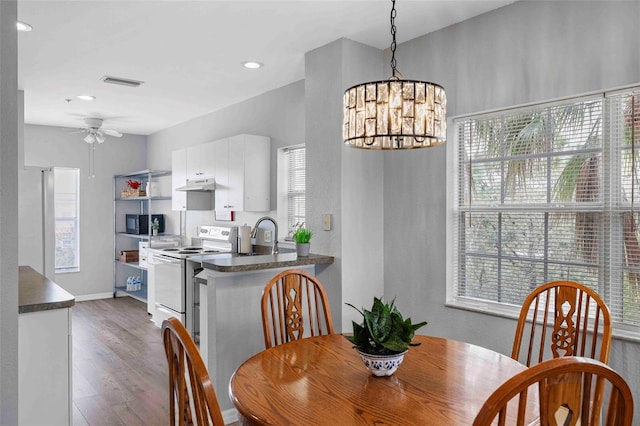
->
[162,317,225,426]
[512,280,612,367]
[261,269,334,349]
[473,357,634,426]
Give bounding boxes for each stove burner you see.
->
[182,247,201,250]
[202,250,223,253]
[178,250,201,254]
[163,248,179,252]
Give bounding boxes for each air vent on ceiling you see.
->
[101,75,144,88]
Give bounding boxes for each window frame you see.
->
[446,86,640,341]
[277,144,306,241]
[54,167,80,273]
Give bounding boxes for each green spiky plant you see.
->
[293,227,313,244]
[345,297,427,355]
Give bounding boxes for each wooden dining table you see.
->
[229,334,538,425]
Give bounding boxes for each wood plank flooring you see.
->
[72,297,241,426]
[72,297,170,425]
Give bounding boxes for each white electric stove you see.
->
[148,226,237,336]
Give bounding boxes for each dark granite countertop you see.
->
[19,266,75,314]
[196,252,334,273]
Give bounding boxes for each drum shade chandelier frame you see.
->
[342,0,446,150]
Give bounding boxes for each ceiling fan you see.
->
[79,117,123,144]
[75,117,123,179]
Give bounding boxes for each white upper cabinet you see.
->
[172,149,213,211]
[172,149,187,211]
[186,142,216,179]
[214,135,271,212]
[172,135,270,212]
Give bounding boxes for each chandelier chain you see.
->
[390,0,397,77]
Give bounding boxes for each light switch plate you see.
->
[323,214,332,231]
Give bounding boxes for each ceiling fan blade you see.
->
[102,129,122,137]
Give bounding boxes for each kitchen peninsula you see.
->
[18,266,74,425]
[192,251,334,413]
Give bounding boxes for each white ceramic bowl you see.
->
[357,349,408,376]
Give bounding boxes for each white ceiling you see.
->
[18,0,514,136]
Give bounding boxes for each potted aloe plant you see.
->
[293,227,313,257]
[346,297,427,376]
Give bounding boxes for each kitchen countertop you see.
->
[19,265,75,314]
[194,252,334,273]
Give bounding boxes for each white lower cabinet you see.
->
[19,307,72,426]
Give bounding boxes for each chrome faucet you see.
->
[250,216,278,254]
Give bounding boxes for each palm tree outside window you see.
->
[451,88,640,331]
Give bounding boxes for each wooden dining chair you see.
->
[261,269,334,348]
[162,317,225,426]
[512,280,612,367]
[473,356,634,426]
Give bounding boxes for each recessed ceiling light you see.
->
[16,21,32,32]
[76,95,96,101]
[242,61,263,69]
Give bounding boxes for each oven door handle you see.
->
[150,255,182,264]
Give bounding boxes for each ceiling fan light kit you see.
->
[77,117,123,178]
[342,0,446,150]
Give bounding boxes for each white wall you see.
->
[22,124,146,297]
[385,1,640,422]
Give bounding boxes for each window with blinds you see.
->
[452,88,640,331]
[284,146,306,233]
[54,167,80,273]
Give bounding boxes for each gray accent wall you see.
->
[0,0,19,422]
[305,38,386,330]
[385,1,640,421]
[22,125,147,297]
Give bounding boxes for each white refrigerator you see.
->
[18,166,55,279]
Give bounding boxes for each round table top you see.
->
[229,334,534,425]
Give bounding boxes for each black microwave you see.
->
[125,214,165,235]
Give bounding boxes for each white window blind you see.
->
[452,88,640,330]
[608,91,640,328]
[54,167,80,272]
[285,146,306,232]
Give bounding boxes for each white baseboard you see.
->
[74,292,113,302]
[222,408,239,425]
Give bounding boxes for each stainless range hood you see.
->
[176,177,216,191]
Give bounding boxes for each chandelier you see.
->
[342,0,446,150]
